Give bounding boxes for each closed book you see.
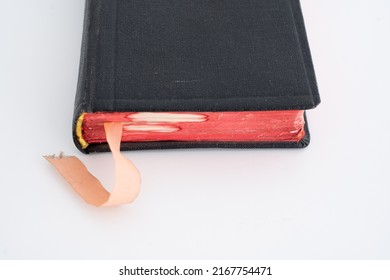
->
[74,0,320,153]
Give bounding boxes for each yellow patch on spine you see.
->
[76,113,89,149]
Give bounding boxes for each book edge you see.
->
[290,0,321,107]
[79,113,310,153]
[73,0,102,152]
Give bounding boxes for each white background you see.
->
[0,0,389,259]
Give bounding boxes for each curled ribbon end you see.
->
[44,123,141,207]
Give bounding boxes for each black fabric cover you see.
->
[74,0,320,153]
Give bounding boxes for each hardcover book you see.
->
[74,0,320,153]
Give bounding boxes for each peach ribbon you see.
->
[44,123,141,207]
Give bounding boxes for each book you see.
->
[73,0,320,153]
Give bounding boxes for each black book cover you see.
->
[74,0,320,153]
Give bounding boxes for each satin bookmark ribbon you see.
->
[44,123,141,207]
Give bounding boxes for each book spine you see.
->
[73,0,101,153]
